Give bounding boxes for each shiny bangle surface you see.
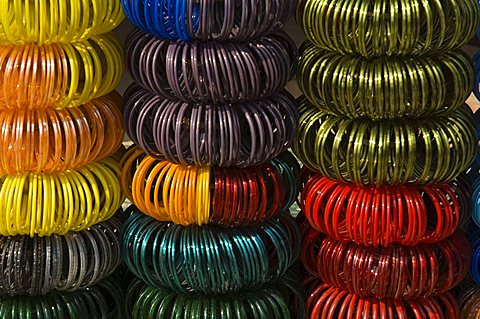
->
[122,85,298,167]
[297,0,480,57]
[0,0,124,44]
[126,274,306,319]
[302,230,471,299]
[0,215,122,296]
[0,158,124,237]
[0,272,125,318]
[293,98,477,186]
[298,42,473,119]
[302,174,470,246]
[0,33,124,110]
[306,283,459,319]
[459,278,480,318]
[125,29,297,103]
[0,92,123,174]
[122,210,300,294]
[120,147,300,226]
[121,0,296,41]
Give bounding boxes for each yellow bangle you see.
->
[0,158,124,237]
[0,32,124,110]
[0,0,124,45]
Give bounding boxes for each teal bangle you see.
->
[122,208,301,294]
[293,97,477,186]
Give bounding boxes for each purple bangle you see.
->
[122,84,299,167]
[125,28,298,103]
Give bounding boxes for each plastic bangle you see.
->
[125,29,297,103]
[306,283,460,318]
[302,230,470,299]
[120,147,300,226]
[0,272,125,318]
[122,84,298,167]
[0,215,122,296]
[121,0,296,41]
[0,158,124,237]
[302,174,470,246]
[297,0,480,57]
[293,98,477,186]
[298,42,473,120]
[459,278,480,318]
[0,0,124,44]
[126,272,306,319]
[0,92,124,174]
[0,32,124,110]
[122,209,300,294]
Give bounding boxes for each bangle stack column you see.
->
[0,1,126,317]
[118,1,306,317]
[294,0,480,317]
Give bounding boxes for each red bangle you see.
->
[302,229,471,299]
[307,283,459,319]
[301,174,469,246]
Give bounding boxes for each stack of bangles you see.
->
[301,230,471,299]
[306,282,460,318]
[126,274,306,319]
[296,0,480,57]
[125,29,298,103]
[122,85,299,166]
[473,50,480,101]
[0,158,124,237]
[120,146,300,226]
[121,0,297,41]
[0,33,124,109]
[122,210,301,294]
[301,174,470,246]
[0,215,122,296]
[294,98,477,185]
[298,42,473,119]
[0,0,124,44]
[0,272,125,318]
[459,279,480,318]
[0,92,123,173]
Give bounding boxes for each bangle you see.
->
[122,210,300,294]
[0,215,122,296]
[297,0,480,57]
[122,85,298,167]
[126,274,306,319]
[0,158,124,237]
[120,147,300,226]
[472,51,480,102]
[302,230,470,299]
[125,29,297,103]
[459,278,480,318]
[0,271,125,318]
[306,283,459,318]
[302,174,470,246]
[121,0,296,41]
[293,98,477,186]
[0,33,124,110]
[468,228,480,284]
[298,43,473,120]
[0,92,124,174]
[0,0,124,44]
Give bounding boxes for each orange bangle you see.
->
[0,92,124,174]
[0,32,124,110]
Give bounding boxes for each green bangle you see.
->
[293,98,477,186]
[297,42,473,120]
[297,0,480,57]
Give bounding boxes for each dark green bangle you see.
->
[297,42,473,120]
[126,272,306,319]
[293,98,477,186]
[122,208,301,294]
[296,0,480,57]
[0,272,125,319]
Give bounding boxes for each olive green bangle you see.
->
[293,98,477,186]
[297,42,473,120]
[296,0,480,57]
[126,274,306,319]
